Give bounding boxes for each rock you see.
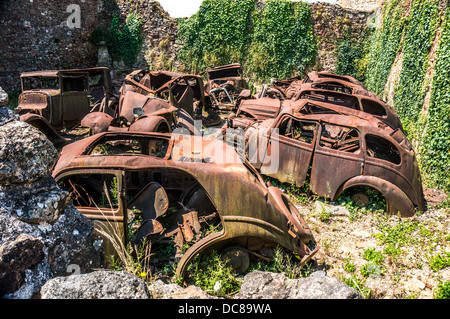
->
[0,88,8,107]
[0,117,105,298]
[0,120,58,185]
[288,271,362,299]
[40,271,151,299]
[148,279,218,299]
[0,234,44,295]
[0,203,105,299]
[0,106,18,126]
[236,270,361,299]
[0,176,70,225]
[235,271,291,299]
[313,200,350,217]
[44,205,105,277]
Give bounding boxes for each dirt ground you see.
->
[294,192,450,299]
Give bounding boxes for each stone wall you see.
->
[0,0,177,92]
[0,0,103,92]
[0,0,372,93]
[337,0,383,12]
[310,2,371,72]
[111,0,179,71]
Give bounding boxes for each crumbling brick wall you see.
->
[0,0,178,92]
[0,0,102,92]
[0,0,372,93]
[337,0,383,12]
[310,2,371,72]
[111,0,179,71]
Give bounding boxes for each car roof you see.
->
[206,63,242,72]
[52,131,250,175]
[289,110,397,136]
[20,67,109,78]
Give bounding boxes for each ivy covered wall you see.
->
[177,0,317,83]
[363,0,450,192]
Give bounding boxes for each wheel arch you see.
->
[334,175,416,217]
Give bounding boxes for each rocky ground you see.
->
[294,197,450,299]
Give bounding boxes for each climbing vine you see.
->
[421,7,450,191]
[393,0,439,133]
[335,28,370,82]
[177,0,317,82]
[363,0,449,191]
[247,0,317,82]
[107,11,144,67]
[364,0,408,96]
[177,0,256,74]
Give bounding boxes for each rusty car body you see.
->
[203,63,248,112]
[81,69,221,136]
[263,71,373,101]
[230,96,403,133]
[295,88,403,131]
[243,111,425,217]
[15,67,115,144]
[52,131,318,277]
[303,71,366,88]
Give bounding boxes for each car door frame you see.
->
[55,168,129,244]
[261,113,319,187]
[309,121,365,199]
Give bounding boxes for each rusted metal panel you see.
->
[204,63,248,111]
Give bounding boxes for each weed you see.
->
[185,251,242,297]
[341,275,372,299]
[434,281,450,299]
[318,204,332,223]
[344,258,356,273]
[360,263,384,278]
[362,248,384,265]
[429,252,450,272]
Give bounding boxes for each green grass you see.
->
[434,281,450,299]
[183,250,242,297]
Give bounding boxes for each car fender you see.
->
[80,112,113,135]
[128,115,171,133]
[336,175,416,217]
[19,113,69,145]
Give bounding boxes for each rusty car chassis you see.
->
[52,131,318,277]
[240,109,425,217]
[15,67,116,144]
[81,69,222,137]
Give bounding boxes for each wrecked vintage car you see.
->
[52,131,318,277]
[81,69,221,136]
[262,71,373,101]
[243,111,425,217]
[295,88,403,131]
[303,71,366,88]
[203,63,248,112]
[229,96,403,133]
[15,67,116,144]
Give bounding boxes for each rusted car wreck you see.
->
[242,110,425,217]
[81,69,222,136]
[52,131,318,277]
[15,67,116,144]
[203,63,248,112]
[231,71,402,131]
[222,70,424,217]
